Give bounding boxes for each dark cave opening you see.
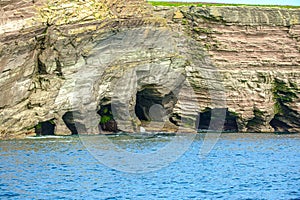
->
[135,87,178,124]
[37,57,47,74]
[270,115,292,133]
[97,104,118,132]
[135,88,163,122]
[35,120,55,136]
[246,108,266,132]
[55,58,63,77]
[62,111,86,135]
[197,108,238,132]
[269,78,298,133]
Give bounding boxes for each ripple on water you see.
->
[0,133,299,199]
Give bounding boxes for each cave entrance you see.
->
[270,114,292,133]
[197,108,238,132]
[97,104,117,132]
[135,88,164,122]
[246,108,266,132]
[62,111,86,135]
[135,87,178,124]
[35,119,55,136]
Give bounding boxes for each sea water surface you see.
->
[0,133,299,199]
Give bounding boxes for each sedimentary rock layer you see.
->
[0,1,299,139]
[155,5,300,133]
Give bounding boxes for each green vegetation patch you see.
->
[272,79,298,115]
[148,1,300,9]
[99,107,113,124]
[100,115,112,124]
[35,123,42,130]
[149,1,199,7]
[273,79,297,103]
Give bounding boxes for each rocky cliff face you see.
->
[0,1,299,139]
[155,5,300,133]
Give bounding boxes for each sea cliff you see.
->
[0,0,299,139]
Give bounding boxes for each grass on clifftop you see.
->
[148,1,300,9]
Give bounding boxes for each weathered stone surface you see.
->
[158,6,300,133]
[0,1,299,139]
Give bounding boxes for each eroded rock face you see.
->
[0,1,299,139]
[155,5,300,133]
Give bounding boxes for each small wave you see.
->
[26,135,74,139]
[0,193,20,197]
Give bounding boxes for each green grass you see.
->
[149,1,198,7]
[148,1,300,9]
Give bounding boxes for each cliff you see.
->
[155,5,300,133]
[0,0,299,139]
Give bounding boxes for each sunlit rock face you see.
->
[155,5,300,133]
[0,1,299,139]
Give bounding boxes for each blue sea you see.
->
[0,133,299,199]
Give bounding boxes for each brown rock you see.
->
[0,1,299,139]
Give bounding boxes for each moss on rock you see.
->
[38,0,114,25]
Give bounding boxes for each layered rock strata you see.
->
[154,5,300,133]
[0,1,299,139]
